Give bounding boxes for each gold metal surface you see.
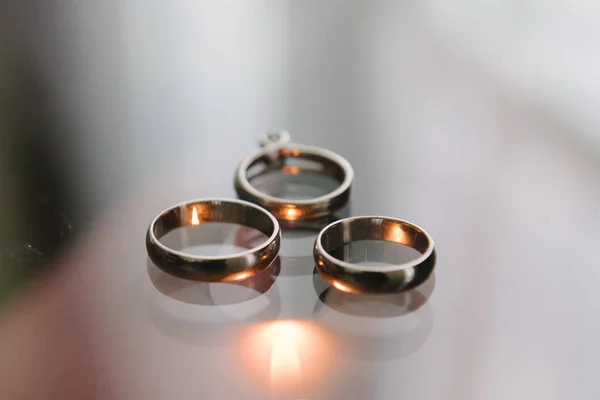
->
[146,198,281,282]
[234,132,354,221]
[314,216,436,293]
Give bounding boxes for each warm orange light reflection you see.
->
[332,280,354,293]
[282,165,300,175]
[383,223,407,245]
[284,208,300,220]
[223,270,252,282]
[237,320,335,396]
[270,323,302,390]
[191,207,200,225]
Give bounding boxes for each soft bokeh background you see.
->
[3,1,599,217]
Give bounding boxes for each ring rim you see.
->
[314,216,436,293]
[234,143,354,220]
[146,198,281,281]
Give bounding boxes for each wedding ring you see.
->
[314,216,435,293]
[234,131,353,221]
[146,198,280,282]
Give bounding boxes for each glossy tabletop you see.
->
[1,5,600,399]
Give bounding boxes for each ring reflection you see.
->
[147,257,281,347]
[146,221,282,346]
[313,271,435,361]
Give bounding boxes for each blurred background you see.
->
[3,1,599,218]
[1,1,600,399]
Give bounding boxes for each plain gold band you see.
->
[146,198,281,282]
[314,216,436,293]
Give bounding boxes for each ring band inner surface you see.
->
[247,150,347,186]
[153,201,276,244]
[321,218,430,257]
